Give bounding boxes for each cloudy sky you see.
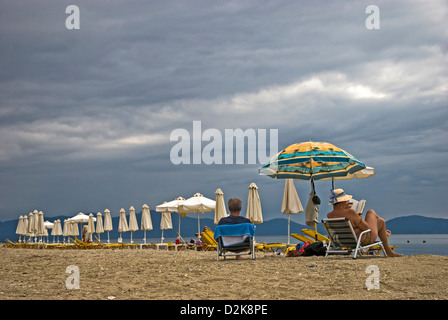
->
[0,0,447,224]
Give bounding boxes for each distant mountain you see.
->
[1,213,446,243]
[385,215,448,234]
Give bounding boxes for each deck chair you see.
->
[322,218,387,259]
[214,223,255,261]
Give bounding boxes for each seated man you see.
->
[218,198,252,259]
[327,189,402,257]
[218,198,251,225]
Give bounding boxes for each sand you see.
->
[0,247,446,300]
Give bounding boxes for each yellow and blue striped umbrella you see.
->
[259,141,366,181]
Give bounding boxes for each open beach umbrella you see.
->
[259,141,367,181]
[156,196,185,236]
[177,193,216,234]
[259,141,371,234]
[214,188,227,224]
[118,208,129,242]
[128,206,139,244]
[246,183,263,224]
[281,179,304,244]
[159,210,173,243]
[141,204,153,244]
[96,213,104,242]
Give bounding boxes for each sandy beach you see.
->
[0,247,446,301]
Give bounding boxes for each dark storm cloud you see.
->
[0,0,447,221]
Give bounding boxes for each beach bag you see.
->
[303,241,326,256]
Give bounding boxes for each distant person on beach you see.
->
[218,198,251,225]
[327,189,402,257]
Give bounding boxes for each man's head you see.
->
[228,198,242,214]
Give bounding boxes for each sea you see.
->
[102,234,448,256]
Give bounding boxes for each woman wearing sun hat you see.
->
[327,189,402,257]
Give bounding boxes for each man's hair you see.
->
[228,198,242,213]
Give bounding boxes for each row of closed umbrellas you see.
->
[15,183,264,245]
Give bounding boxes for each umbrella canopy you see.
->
[96,213,104,234]
[15,216,25,236]
[70,212,93,223]
[103,209,113,243]
[156,196,186,214]
[259,141,366,181]
[177,193,216,214]
[281,179,304,214]
[281,179,304,244]
[27,212,35,236]
[214,188,228,224]
[177,193,216,234]
[103,209,113,232]
[141,204,153,244]
[87,213,96,234]
[62,219,70,237]
[159,210,173,243]
[128,206,139,232]
[141,204,153,231]
[36,211,45,238]
[246,183,263,224]
[128,206,139,243]
[118,208,129,233]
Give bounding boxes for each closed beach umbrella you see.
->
[246,183,263,224]
[281,179,304,244]
[15,216,25,242]
[87,213,95,242]
[70,220,79,237]
[36,211,45,242]
[22,215,29,242]
[44,220,54,243]
[141,204,153,244]
[118,208,129,242]
[128,206,139,244]
[96,213,104,242]
[27,212,35,240]
[103,209,113,243]
[214,188,227,225]
[156,197,185,236]
[62,219,70,242]
[51,220,62,243]
[159,211,173,243]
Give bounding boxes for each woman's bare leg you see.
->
[365,210,402,257]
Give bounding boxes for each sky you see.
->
[0,0,447,224]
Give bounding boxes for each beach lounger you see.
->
[214,223,255,260]
[322,218,387,259]
[200,229,218,251]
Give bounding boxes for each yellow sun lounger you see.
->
[200,229,217,251]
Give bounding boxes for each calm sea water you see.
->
[105,234,448,256]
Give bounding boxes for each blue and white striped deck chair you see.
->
[214,223,255,261]
[322,218,387,259]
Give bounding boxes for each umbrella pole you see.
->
[314,222,318,241]
[288,215,291,244]
[144,230,146,244]
[197,213,200,235]
[107,231,110,243]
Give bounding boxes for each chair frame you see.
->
[216,235,255,261]
[322,218,387,259]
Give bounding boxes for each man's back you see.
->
[218,215,251,225]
